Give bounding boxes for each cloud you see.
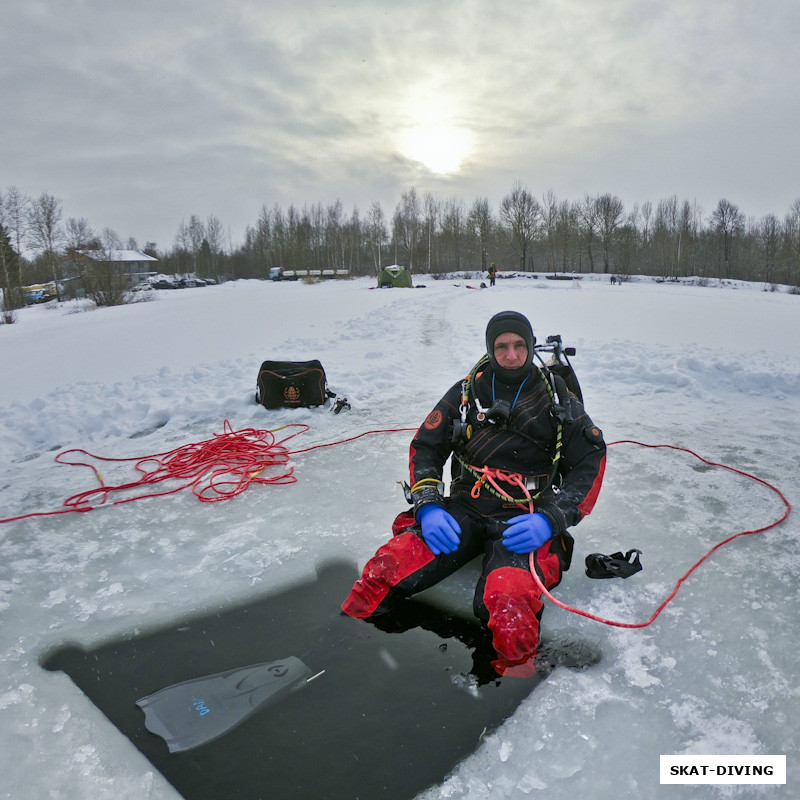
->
[2,0,799,249]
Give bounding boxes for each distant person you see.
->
[488,263,497,286]
[342,311,606,676]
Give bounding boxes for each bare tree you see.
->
[175,215,207,272]
[422,192,440,274]
[540,190,560,273]
[577,195,600,273]
[393,188,422,271]
[556,200,580,273]
[205,215,226,278]
[306,203,324,271]
[365,201,388,275]
[251,204,282,275]
[467,197,492,273]
[343,206,361,274]
[595,194,625,274]
[784,199,800,286]
[653,196,680,278]
[29,193,64,300]
[440,196,466,273]
[683,200,704,277]
[65,217,98,252]
[710,199,745,279]
[187,215,206,271]
[756,214,780,285]
[500,182,540,271]
[615,204,639,277]
[285,205,303,270]
[82,228,129,306]
[3,187,30,265]
[325,200,344,272]
[639,200,653,274]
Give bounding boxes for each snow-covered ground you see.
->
[1,275,798,799]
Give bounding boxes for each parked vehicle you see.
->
[269,267,299,282]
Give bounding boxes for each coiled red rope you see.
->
[528,440,792,628]
[0,422,416,525]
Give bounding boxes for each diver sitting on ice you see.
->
[342,310,607,677]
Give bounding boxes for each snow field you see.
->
[1,275,798,799]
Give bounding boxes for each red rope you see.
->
[528,440,792,628]
[289,428,417,455]
[0,423,416,524]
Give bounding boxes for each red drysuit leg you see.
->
[481,539,563,676]
[341,532,435,619]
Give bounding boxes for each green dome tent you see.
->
[378,265,412,288]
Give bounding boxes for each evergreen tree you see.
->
[0,222,23,313]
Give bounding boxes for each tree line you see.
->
[3,183,800,314]
[236,187,800,288]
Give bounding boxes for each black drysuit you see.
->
[342,363,606,675]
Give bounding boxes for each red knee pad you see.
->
[341,532,434,619]
[482,567,543,676]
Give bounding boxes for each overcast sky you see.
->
[3,0,799,252]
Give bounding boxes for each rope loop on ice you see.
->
[528,440,792,628]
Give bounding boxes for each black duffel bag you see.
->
[255,360,335,409]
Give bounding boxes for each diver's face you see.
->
[493,332,528,370]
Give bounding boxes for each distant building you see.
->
[76,249,159,288]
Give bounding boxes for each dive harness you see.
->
[406,336,645,581]
[449,336,578,504]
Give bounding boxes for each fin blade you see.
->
[136,656,312,753]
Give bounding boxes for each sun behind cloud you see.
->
[398,123,473,175]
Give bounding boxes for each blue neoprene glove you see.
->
[417,505,462,555]
[502,512,553,554]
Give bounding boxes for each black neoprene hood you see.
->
[485,311,536,382]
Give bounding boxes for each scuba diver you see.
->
[342,311,607,676]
